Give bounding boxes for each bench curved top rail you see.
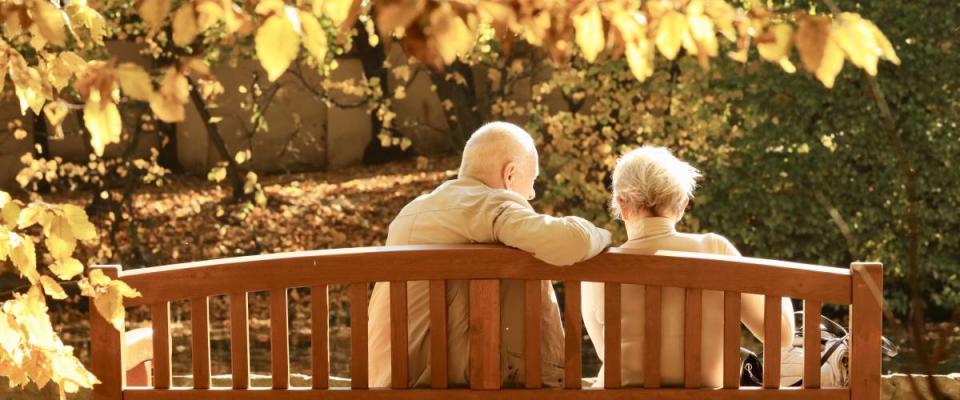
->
[118,245,852,306]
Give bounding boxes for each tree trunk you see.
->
[187,77,245,200]
[356,20,413,164]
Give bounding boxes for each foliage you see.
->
[0,0,914,395]
[0,192,140,398]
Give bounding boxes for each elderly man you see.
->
[367,122,611,388]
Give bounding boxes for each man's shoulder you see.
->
[397,178,529,217]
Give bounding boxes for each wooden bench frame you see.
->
[89,245,883,399]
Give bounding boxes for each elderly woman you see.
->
[582,146,796,387]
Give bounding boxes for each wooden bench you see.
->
[89,244,884,399]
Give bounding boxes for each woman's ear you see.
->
[616,195,631,220]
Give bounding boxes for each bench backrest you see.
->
[89,244,883,400]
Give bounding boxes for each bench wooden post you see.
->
[350,283,369,389]
[563,281,582,389]
[311,284,329,389]
[469,280,500,389]
[850,262,883,399]
[90,265,124,400]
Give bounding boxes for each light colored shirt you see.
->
[367,177,612,388]
[582,217,796,387]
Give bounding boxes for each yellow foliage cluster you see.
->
[373,0,898,87]
[0,192,141,398]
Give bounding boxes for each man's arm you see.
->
[492,201,612,266]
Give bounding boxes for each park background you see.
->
[0,0,957,398]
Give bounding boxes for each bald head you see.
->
[459,122,539,200]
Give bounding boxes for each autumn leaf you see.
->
[50,257,84,280]
[83,94,122,156]
[816,34,845,88]
[173,4,199,46]
[656,11,688,60]
[256,14,301,82]
[31,0,68,46]
[9,233,39,284]
[46,215,77,261]
[43,101,69,128]
[757,24,794,72]
[625,39,655,82]
[833,13,881,76]
[301,12,328,64]
[1,192,21,229]
[149,68,190,122]
[573,5,605,63]
[139,0,171,32]
[115,63,154,101]
[796,15,829,71]
[374,0,424,36]
[93,280,142,331]
[429,3,475,65]
[39,276,68,300]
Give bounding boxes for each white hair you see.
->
[610,146,702,219]
[458,122,538,180]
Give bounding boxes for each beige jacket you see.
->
[368,177,612,388]
[582,217,795,388]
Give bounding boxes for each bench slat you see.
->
[804,300,821,388]
[684,288,702,388]
[723,291,741,389]
[229,293,249,389]
[763,296,782,389]
[850,262,883,399]
[191,296,211,389]
[123,387,853,400]
[604,283,621,388]
[270,289,289,389]
[429,280,448,388]
[390,282,409,389]
[351,284,369,389]
[563,281,582,389]
[151,302,171,389]
[311,285,329,389]
[644,286,662,389]
[90,265,123,400]
[469,280,501,389]
[524,280,542,388]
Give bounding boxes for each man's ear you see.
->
[502,161,518,190]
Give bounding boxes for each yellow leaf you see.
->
[88,269,110,286]
[149,68,189,122]
[816,33,845,88]
[115,63,154,102]
[43,101,69,128]
[63,204,96,241]
[83,96,122,156]
[0,311,20,355]
[172,4,199,47]
[687,14,718,57]
[833,13,879,76]
[300,12,328,63]
[65,3,106,44]
[32,0,67,46]
[256,15,301,81]
[316,0,355,28]
[757,23,793,63]
[9,59,46,115]
[2,194,20,229]
[48,56,73,91]
[93,284,125,331]
[139,0,171,32]
[655,11,688,60]
[39,276,68,300]
[865,19,899,65]
[573,5,605,63]
[46,215,76,261]
[625,36,655,81]
[17,204,45,229]
[207,166,227,182]
[429,3,475,65]
[149,93,184,122]
[50,257,84,280]
[9,233,39,284]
